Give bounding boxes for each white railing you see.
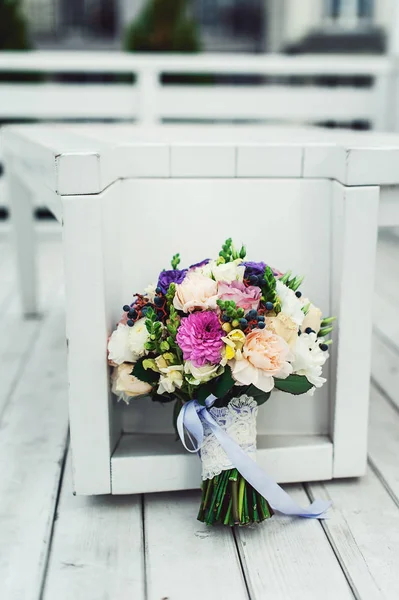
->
[0,51,396,210]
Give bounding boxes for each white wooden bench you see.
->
[0,51,395,213]
[4,122,397,496]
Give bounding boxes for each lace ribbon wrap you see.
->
[200,394,258,480]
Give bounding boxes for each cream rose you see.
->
[230,328,293,393]
[184,361,224,385]
[266,313,298,348]
[111,363,153,403]
[108,324,138,365]
[210,259,245,283]
[301,303,323,334]
[128,318,150,359]
[173,271,219,313]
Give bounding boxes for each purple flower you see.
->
[243,261,266,279]
[189,258,210,269]
[176,312,224,367]
[157,269,187,294]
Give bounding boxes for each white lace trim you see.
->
[200,394,258,480]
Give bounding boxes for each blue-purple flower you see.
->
[243,261,266,280]
[157,269,187,294]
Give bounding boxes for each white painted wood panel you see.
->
[331,183,380,478]
[42,453,145,600]
[371,333,399,409]
[144,490,248,600]
[235,485,353,600]
[309,467,399,600]
[111,433,332,494]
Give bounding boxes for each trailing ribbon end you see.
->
[177,397,332,522]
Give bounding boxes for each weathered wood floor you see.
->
[1,226,399,600]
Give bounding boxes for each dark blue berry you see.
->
[123,305,130,312]
[258,321,266,329]
[239,318,248,328]
[257,315,265,322]
[157,310,164,319]
[247,309,257,319]
[222,314,231,322]
[127,319,134,327]
[154,296,163,306]
[265,302,274,311]
[142,308,149,316]
[258,278,266,287]
[295,291,302,298]
[305,327,314,334]
[319,343,328,351]
[249,275,258,285]
[155,287,162,294]
[128,310,136,318]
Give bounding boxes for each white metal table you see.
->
[3,123,399,496]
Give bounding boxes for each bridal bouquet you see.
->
[108,239,334,526]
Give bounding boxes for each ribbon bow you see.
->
[177,396,330,519]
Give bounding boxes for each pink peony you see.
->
[173,271,219,313]
[176,311,224,367]
[218,281,261,312]
[230,328,293,392]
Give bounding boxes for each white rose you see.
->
[157,365,184,394]
[184,361,224,385]
[128,318,150,359]
[111,363,153,404]
[108,324,138,365]
[276,280,304,326]
[210,259,245,283]
[291,332,329,392]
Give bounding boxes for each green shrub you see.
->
[0,0,31,50]
[124,0,200,53]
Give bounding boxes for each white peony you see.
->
[128,318,150,360]
[210,259,245,283]
[291,332,329,393]
[184,361,224,385]
[144,283,157,302]
[276,280,304,326]
[157,365,184,394]
[301,301,323,334]
[108,324,138,365]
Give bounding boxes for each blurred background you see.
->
[0,0,391,53]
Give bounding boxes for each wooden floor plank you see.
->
[371,333,399,409]
[308,466,399,600]
[144,490,249,600]
[235,485,353,600]
[42,453,145,600]
[368,386,399,505]
[0,236,69,600]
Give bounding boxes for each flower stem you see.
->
[238,476,245,521]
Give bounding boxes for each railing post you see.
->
[139,67,159,126]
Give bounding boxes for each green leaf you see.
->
[274,375,313,395]
[172,398,183,439]
[212,366,235,398]
[245,384,271,406]
[196,382,215,405]
[132,357,159,385]
[151,392,174,404]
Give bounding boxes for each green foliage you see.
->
[261,265,278,305]
[244,384,271,406]
[132,357,160,384]
[218,238,246,264]
[0,0,31,50]
[274,375,313,395]
[144,307,163,353]
[124,0,200,53]
[212,366,235,398]
[171,253,181,270]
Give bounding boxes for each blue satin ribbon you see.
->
[177,395,331,519]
